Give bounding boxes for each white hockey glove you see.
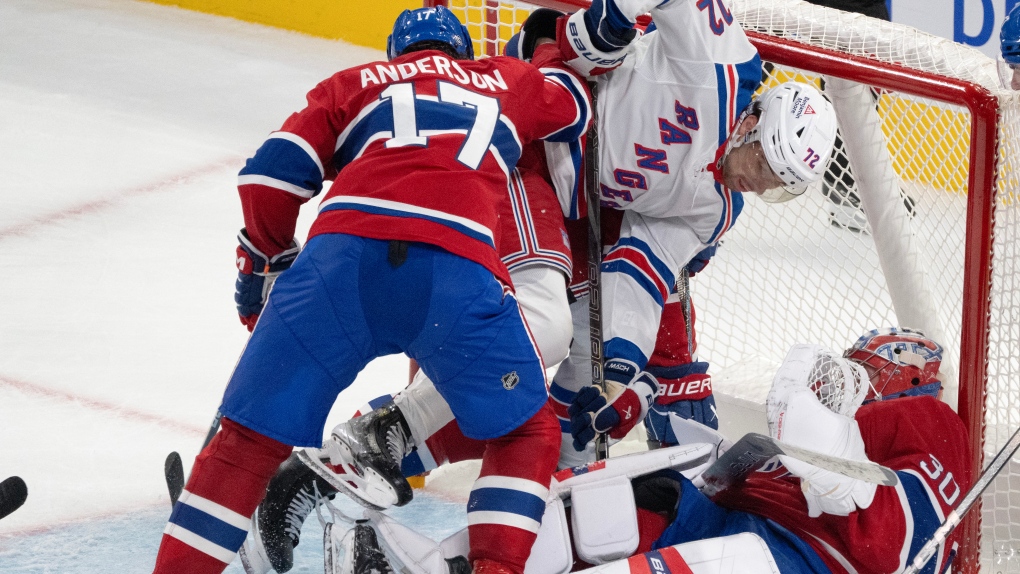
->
[766,345,877,517]
[772,390,876,517]
[562,0,669,77]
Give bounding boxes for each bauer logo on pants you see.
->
[502,371,520,390]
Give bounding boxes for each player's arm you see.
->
[837,397,973,573]
[556,0,666,76]
[525,43,594,145]
[234,78,344,329]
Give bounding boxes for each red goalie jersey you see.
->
[715,396,973,574]
[238,45,591,286]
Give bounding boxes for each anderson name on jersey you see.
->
[237,46,591,286]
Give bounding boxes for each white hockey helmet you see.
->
[743,82,838,203]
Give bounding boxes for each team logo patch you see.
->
[502,371,520,390]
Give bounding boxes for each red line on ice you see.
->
[0,157,241,241]
[0,374,206,437]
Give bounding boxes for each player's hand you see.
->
[234,228,300,331]
[644,361,717,446]
[568,359,658,451]
[775,390,877,517]
[504,7,562,61]
[684,245,717,277]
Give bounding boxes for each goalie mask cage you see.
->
[425,0,1020,571]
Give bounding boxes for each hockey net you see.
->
[427,0,1020,571]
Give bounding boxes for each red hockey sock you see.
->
[152,418,292,574]
[467,403,560,574]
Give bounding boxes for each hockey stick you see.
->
[698,432,899,497]
[582,80,607,460]
[901,422,1020,574]
[164,409,223,507]
[677,267,693,357]
[584,81,608,461]
[0,476,28,521]
[164,451,185,506]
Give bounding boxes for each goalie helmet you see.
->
[844,327,944,403]
[387,6,474,61]
[741,82,838,203]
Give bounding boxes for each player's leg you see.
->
[412,260,558,573]
[644,295,719,446]
[601,212,703,368]
[154,234,381,574]
[250,263,571,569]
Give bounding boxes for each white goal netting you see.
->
[432,0,1020,571]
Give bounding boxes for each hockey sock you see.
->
[153,417,293,574]
[467,403,560,574]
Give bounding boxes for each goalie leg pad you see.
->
[571,533,781,574]
[571,476,640,564]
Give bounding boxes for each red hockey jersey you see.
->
[715,396,973,574]
[238,45,591,285]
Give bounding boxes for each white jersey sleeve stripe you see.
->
[238,174,318,199]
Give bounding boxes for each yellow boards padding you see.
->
[144,0,421,50]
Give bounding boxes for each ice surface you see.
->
[0,0,419,568]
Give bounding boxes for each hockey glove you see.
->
[684,245,717,277]
[568,359,658,451]
[645,361,717,446]
[235,228,300,331]
[504,8,563,61]
[774,389,877,517]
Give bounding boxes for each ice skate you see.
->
[253,452,339,573]
[335,522,394,574]
[298,401,414,510]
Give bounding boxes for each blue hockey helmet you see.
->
[387,6,474,61]
[1001,3,1020,64]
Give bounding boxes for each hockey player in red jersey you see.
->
[324,328,971,574]
[151,6,592,574]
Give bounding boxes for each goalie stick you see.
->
[698,432,899,497]
[0,476,28,521]
[585,81,609,461]
[901,422,1020,574]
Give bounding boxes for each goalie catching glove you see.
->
[235,228,300,331]
[568,359,658,451]
[767,345,876,517]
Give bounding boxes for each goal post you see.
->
[427,0,1020,571]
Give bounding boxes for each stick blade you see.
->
[0,476,28,521]
[771,436,899,487]
[164,451,185,506]
[700,433,783,497]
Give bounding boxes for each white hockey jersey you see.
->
[589,0,763,366]
[594,0,760,238]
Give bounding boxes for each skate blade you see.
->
[296,448,410,510]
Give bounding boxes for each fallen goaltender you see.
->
[241,329,971,574]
